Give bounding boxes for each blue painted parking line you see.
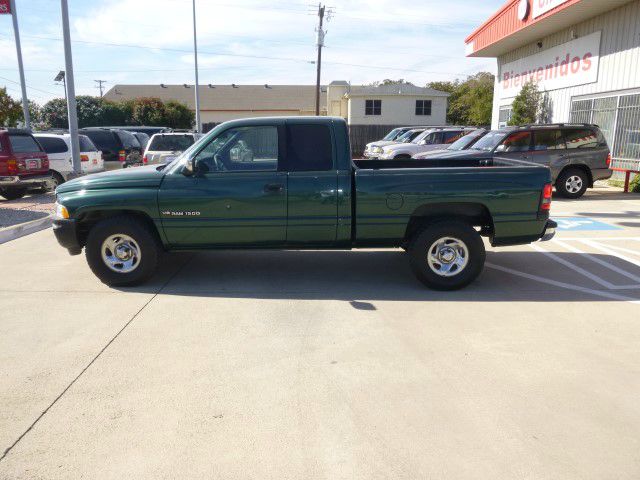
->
[552,217,622,231]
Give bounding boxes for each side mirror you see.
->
[193,158,209,175]
[495,144,507,153]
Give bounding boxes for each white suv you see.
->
[377,128,473,160]
[143,132,203,165]
[34,133,104,188]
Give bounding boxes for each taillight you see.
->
[606,153,611,167]
[541,183,552,211]
[119,150,126,162]
[143,155,148,165]
[80,154,89,162]
[7,158,17,175]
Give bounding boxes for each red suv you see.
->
[0,128,51,200]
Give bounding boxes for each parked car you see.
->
[0,128,51,200]
[133,132,150,151]
[428,124,612,198]
[79,128,142,170]
[143,132,204,165]
[53,117,555,291]
[377,127,473,159]
[34,133,104,188]
[412,129,488,159]
[103,126,172,137]
[364,128,427,158]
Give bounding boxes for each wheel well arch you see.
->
[75,209,160,246]
[404,202,493,242]
[557,164,593,187]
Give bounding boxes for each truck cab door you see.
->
[284,123,339,245]
[158,124,287,247]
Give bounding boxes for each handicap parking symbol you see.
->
[552,217,622,231]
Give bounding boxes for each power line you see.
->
[0,75,60,96]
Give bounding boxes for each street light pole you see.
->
[60,0,81,176]
[192,0,201,133]
[9,0,30,129]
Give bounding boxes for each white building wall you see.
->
[347,96,448,125]
[492,0,640,128]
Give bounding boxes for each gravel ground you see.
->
[0,192,55,228]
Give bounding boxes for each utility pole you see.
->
[192,0,201,133]
[94,79,106,97]
[60,0,81,176]
[7,0,30,129]
[314,3,325,116]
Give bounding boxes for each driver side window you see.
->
[194,126,279,172]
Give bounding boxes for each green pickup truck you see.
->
[53,117,556,290]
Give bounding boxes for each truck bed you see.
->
[352,156,552,247]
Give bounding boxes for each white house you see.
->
[327,81,450,126]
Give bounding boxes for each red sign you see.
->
[0,0,11,14]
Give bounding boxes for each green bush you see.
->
[630,173,640,193]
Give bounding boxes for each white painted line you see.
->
[599,242,640,258]
[553,240,640,286]
[556,237,640,241]
[581,240,640,272]
[530,242,614,288]
[485,262,640,304]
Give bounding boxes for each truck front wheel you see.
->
[85,216,161,287]
[408,221,485,290]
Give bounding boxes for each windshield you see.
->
[148,134,195,152]
[400,130,423,143]
[447,131,484,151]
[382,128,401,141]
[469,130,508,152]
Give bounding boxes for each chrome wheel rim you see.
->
[565,175,583,194]
[427,237,469,277]
[101,234,141,273]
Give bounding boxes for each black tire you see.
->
[85,216,161,287]
[394,154,412,160]
[555,168,588,199]
[408,221,485,291]
[50,171,65,190]
[0,187,27,200]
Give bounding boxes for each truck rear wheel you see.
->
[408,221,485,290]
[85,216,161,287]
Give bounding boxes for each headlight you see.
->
[373,147,383,153]
[54,202,69,220]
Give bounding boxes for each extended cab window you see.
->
[9,134,43,153]
[37,137,68,154]
[286,124,332,171]
[499,131,532,152]
[194,126,278,172]
[564,129,599,149]
[533,130,566,150]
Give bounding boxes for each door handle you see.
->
[264,183,284,194]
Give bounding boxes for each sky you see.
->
[0,0,504,104]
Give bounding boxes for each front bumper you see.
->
[52,218,82,255]
[540,220,557,242]
[0,174,53,188]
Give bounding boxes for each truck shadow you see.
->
[0,208,50,228]
[121,249,640,303]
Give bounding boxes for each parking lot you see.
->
[1,187,639,479]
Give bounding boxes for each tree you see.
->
[368,79,415,87]
[163,101,194,129]
[0,87,23,127]
[131,97,166,126]
[427,72,495,126]
[41,97,68,128]
[508,81,542,126]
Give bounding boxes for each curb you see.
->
[0,215,53,245]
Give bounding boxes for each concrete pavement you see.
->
[1,188,639,479]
